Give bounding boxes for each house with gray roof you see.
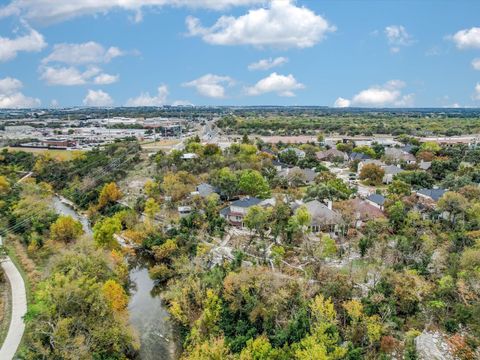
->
[278,166,317,186]
[220,197,271,227]
[366,193,386,210]
[193,183,219,198]
[302,200,343,233]
[382,165,405,184]
[350,152,371,162]
[384,147,417,164]
[416,188,446,202]
[316,149,348,162]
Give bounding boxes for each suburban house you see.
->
[350,152,371,162]
[382,165,405,184]
[278,166,317,186]
[384,148,417,164]
[316,149,349,162]
[279,147,306,159]
[336,198,385,228]
[220,197,274,227]
[416,188,447,202]
[366,193,386,211]
[191,183,219,198]
[300,200,343,234]
[415,188,448,218]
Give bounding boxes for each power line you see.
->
[1,141,147,237]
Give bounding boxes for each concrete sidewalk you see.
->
[0,258,27,360]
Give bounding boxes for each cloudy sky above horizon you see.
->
[0,0,479,108]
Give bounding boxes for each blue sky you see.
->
[0,0,479,108]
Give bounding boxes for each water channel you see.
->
[52,196,178,360]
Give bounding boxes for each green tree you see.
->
[23,244,138,359]
[437,191,468,226]
[211,167,239,200]
[317,133,325,144]
[50,215,84,243]
[93,216,122,248]
[396,170,434,189]
[387,201,406,230]
[244,205,271,241]
[278,149,299,166]
[353,146,376,158]
[239,170,271,199]
[387,179,412,197]
[240,336,280,360]
[420,141,441,153]
[144,197,160,220]
[293,295,347,360]
[359,164,385,186]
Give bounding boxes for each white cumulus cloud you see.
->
[0,26,46,62]
[39,66,118,86]
[42,41,124,65]
[183,74,234,98]
[94,73,119,85]
[246,72,304,97]
[187,0,335,49]
[126,85,169,106]
[83,89,114,107]
[451,27,480,49]
[333,97,351,108]
[40,42,123,86]
[384,25,413,53]
[248,57,288,71]
[336,80,414,108]
[39,66,101,86]
[472,58,480,70]
[0,77,40,108]
[474,83,480,101]
[0,0,263,23]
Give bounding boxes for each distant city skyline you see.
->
[0,0,479,108]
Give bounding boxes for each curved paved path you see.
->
[0,257,27,360]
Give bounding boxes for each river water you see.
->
[52,196,178,360]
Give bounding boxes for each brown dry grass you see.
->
[8,236,41,288]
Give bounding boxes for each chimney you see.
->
[327,200,333,210]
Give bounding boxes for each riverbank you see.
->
[53,196,180,360]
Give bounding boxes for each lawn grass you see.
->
[0,268,12,348]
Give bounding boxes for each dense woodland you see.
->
[217,114,480,136]
[0,123,480,359]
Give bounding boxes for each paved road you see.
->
[0,257,27,360]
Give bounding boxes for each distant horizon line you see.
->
[2,105,479,111]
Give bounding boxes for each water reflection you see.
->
[52,196,179,360]
[128,253,178,360]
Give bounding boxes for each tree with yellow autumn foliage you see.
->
[98,182,122,209]
[102,279,129,313]
[50,215,84,243]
